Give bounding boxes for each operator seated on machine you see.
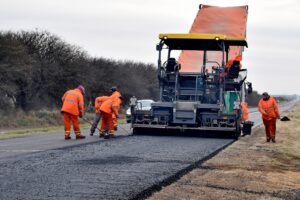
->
[165,58,180,72]
[225,55,242,79]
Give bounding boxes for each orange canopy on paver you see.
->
[179,4,248,72]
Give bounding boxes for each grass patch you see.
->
[0,123,93,140]
[0,109,126,139]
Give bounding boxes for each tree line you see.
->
[0,30,159,112]
[1,30,285,113]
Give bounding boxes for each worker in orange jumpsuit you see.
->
[61,85,86,140]
[258,92,280,143]
[110,86,122,130]
[99,96,123,137]
[241,101,249,122]
[90,96,110,136]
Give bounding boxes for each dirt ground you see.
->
[148,104,300,200]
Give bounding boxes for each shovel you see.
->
[83,118,110,139]
[82,118,102,134]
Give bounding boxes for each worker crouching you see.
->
[90,96,110,136]
[99,96,123,137]
[258,92,280,143]
[61,85,86,140]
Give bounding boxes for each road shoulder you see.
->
[148,103,300,200]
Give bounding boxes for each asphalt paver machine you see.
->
[131,33,251,138]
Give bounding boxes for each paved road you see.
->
[0,101,296,200]
[0,135,234,200]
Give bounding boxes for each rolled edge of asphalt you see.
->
[130,138,237,200]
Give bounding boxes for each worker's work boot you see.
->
[90,130,94,136]
[65,136,71,140]
[272,138,276,143]
[65,131,71,140]
[266,137,270,142]
[99,130,105,138]
[76,135,86,139]
[109,131,115,138]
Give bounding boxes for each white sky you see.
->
[1,0,300,95]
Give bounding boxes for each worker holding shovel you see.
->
[99,96,123,138]
[90,96,110,136]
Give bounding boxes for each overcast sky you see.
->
[1,0,300,95]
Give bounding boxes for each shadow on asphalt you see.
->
[133,129,236,139]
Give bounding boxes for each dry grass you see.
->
[0,109,63,129]
[0,109,126,139]
[0,110,93,139]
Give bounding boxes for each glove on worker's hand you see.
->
[79,113,83,118]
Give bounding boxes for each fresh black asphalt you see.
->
[0,135,233,200]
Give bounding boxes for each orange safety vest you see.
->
[61,88,84,116]
[258,96,280,120]
[112,97,122,115]
[100,98,122,115]
[110,91,121,99]
[95,96,110,113]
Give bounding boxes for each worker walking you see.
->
[99,96,123,138]
[90,96,110,136]
[110,86,122,130]
[258,92,280,143]
[61,85,86,140]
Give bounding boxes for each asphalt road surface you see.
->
[0,124,131,159]
[0,101,296,200]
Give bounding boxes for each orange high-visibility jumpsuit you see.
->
[100,99,114,135]
[99,98,122,136]
[95,96,110,113]
[61,88,84,138]
[110,91,122,130]
[241,101,249,121]
[258,96,280,141]
[110,91,121,99]
[90,96,110,134]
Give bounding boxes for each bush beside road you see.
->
[148,103,300,200]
